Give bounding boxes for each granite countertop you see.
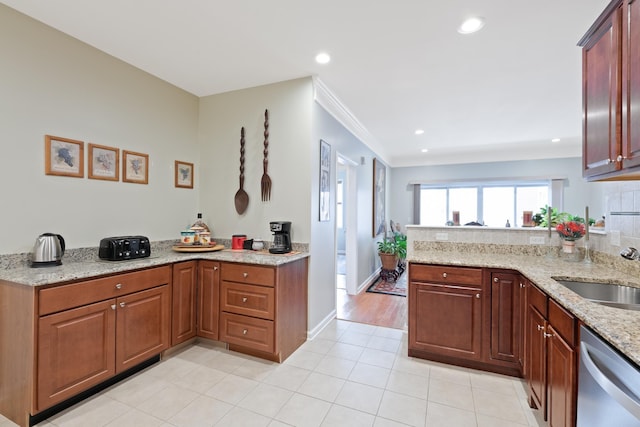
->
[0,248,309,287]
[408,248,640,367]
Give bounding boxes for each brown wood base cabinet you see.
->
[219,258,308,362]
[526,282,577,427]
[408,263,521,376]
[36,266,172,414]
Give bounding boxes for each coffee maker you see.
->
[269,221,292,254]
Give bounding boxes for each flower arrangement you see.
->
[556,221,586,241]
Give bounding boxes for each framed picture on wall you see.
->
[372,158,386,237]
[319,139,331,221]
[122,150,149,184]
[88,143,119,181]
[174,160,194,188]
[44,135,84,178]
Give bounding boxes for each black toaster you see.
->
[99,236,151,261]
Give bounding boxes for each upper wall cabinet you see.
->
[580,0,640,181]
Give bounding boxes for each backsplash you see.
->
[603,181,640,249]
[407,225,640,278]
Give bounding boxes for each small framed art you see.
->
[175,160,194,189]
[45,135,84,178]
[122,150,149,184]
[88,143,119,181]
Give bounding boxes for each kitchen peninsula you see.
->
[406,225,640,426]
[0,244,309,427]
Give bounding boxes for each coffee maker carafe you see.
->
[269,221,292,254]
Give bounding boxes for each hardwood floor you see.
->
[336,274,407,330]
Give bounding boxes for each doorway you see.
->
[336,155,357,295]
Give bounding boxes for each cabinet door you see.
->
[409,282,482,361]
[622,0,640,170]
[547,325,576,427]
[582,3,622,178]
[527,305,547,415]
[116,285,170,373]
[172,261,197,345]
[490,272,520,364]
[197,260,220,340]
[519,277,528,372]
[37,299,116,410]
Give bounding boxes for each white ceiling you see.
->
[2,0,610,167]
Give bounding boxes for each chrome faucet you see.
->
[620,247,639,261]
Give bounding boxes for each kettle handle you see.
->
[56,234,65,254]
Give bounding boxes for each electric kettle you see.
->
[30,233,65,267]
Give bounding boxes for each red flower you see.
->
[556,221,585,240]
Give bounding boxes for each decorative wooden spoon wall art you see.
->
[261,109,272,201]
[234,127,249,214]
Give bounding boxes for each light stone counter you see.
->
[408,241,640,367]
[0,248,309,287]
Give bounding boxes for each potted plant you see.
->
[377,233,407,271]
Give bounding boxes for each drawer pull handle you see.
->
[111,304,116,310]
[544,332,554,339]
[537,324,544,331]
[115,283,123,290]
[242,297,248,303]
[243,329,248,335]
[243,272,248,278]
[119,302,126,308]
[442,272,447,278]
[493,277,499,283]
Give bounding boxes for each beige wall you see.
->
[0,4,200,254]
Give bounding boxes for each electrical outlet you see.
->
[610,230,621,246]
[435,232,448,241]
[529,236,545,245]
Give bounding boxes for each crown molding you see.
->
[312,77,388,164]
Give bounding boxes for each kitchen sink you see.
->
[553,279,640,311]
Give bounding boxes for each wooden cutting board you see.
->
[172,244,224,253]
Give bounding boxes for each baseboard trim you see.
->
[307,309,337,340]
[357,268,381,293]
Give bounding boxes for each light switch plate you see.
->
[435,232,449,241]
[529,236,545,245]
[610,230,621,246]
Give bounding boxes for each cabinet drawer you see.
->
[221,263,275,287]
[409,264,482,287]
[548,299,576,346]
[221,281,275,320]
[219,312,274,354]
[39,266,172,316]
[528,283,548,317]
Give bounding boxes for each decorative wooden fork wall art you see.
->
[261,109,272,201]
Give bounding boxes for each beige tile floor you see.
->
[0,320,545,427]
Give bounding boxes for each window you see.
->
[418,181,551,227]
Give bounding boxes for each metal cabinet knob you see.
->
[520,282,524,288]
[214,266,218,271]
[544,332,554,339]
[242,329,248,335]
[243,272,248,278]
[111,304,116,310]
[115,283,122,290]
[242,297,248,303]
[119,302,126,308]
[493,277,499,283]
[476,293,480,299]
[442,272,447,278]
[537,324,544,331]
[617,155,623,162]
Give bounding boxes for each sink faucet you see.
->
[620,247,639,261]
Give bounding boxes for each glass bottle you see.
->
[191,213,210,232]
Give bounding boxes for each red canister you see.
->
[232,234,247,250]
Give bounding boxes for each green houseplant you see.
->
[377,233,407,271]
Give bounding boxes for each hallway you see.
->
[336,265,407,331]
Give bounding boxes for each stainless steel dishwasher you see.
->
[578,325,640,426]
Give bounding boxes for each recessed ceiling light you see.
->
[458,17,485,34]
[551,138,561,143]
[421,148,429,153]
[315,52,331,64]
[415,129,425,135]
